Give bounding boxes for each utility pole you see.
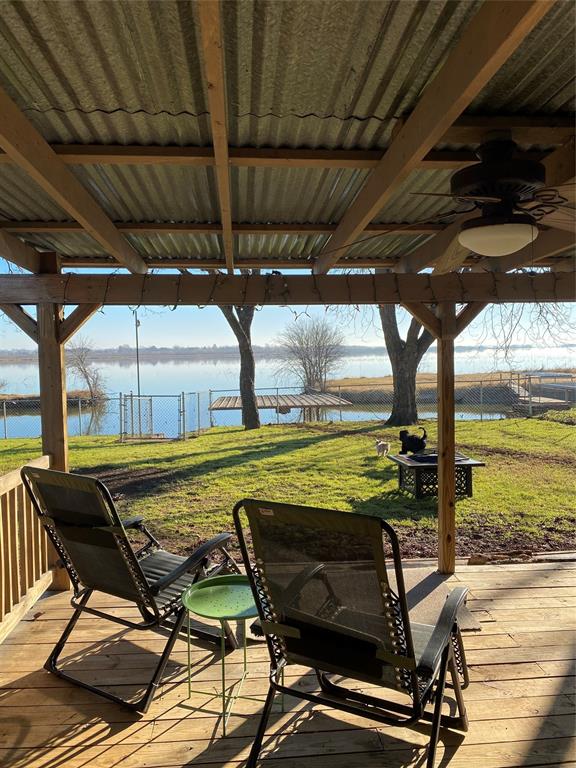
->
[134,309,142,435]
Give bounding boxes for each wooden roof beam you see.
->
[0,230,42,272]
[0,221,445,236]
[197,0,234,273]
[313,1,556,274]
[0,272,571,306]
[0,87,147,274]
[0,134,567,169]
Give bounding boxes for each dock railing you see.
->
[0,455,59,643]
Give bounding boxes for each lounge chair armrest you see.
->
[121,516,145,530]
[283,563,327,606]
[149,532,233,594]
[417,586,469,678]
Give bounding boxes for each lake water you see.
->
[1,346,573,438]
[2,345,574,395]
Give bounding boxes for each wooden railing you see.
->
[0,455,54,643]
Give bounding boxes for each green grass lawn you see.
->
[2,417,574,557]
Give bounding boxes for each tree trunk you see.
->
[379,305,435,426]
[219,301,261,430]
[238,336,260,429]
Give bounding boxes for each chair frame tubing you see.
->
[45,587,188,713]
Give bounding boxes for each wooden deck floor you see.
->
[0,560,574,767]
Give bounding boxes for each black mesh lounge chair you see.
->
[21,466,240,712]
[233,499,470,768]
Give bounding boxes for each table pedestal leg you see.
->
[220,620,227,736]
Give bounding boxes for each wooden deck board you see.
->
[0,561,575,767]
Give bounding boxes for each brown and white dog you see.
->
[375,439,390,457]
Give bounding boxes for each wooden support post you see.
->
[37,256,70,589]
[437,302,457,574]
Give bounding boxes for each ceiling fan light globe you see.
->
[458,220,538,257]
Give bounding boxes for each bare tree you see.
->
[66,336,105,400]
[379,305,435,426]
[276,316,345,391]
[218,298,260,430]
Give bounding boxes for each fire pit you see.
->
[387,451,485,499]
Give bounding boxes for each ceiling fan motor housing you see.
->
[451,138,546,203]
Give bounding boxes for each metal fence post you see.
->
[119,393,123,441]
[528,376,533,417]
[209,390,214,427]
[276,388,280,424]
[2,401,6,439]
[479,380,483,421]
[339,386,343,422]
[130,391,134,437]
[181,392,187,440]
[78,396,82,436]
[197,392,201,435]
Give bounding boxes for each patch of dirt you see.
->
[456,443,574,467]
[153,515,575,563]
[76,466,172,499]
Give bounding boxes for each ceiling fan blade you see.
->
[537,209,576,234]
[411,192,501,203]
[432,232,470,274]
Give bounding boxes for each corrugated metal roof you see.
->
[0,0,573,271]
[227,0,481,149]
[232,167,370,223]
[0,0,210,145]
[70,165,219,222]
[471,1,576,114]
[0,165,68,220]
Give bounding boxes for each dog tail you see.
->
[420,427,427,439]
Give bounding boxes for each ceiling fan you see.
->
[412,130,575,266]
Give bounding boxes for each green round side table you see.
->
[181,574,259,736]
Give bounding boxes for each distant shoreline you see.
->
[1,342,574,366]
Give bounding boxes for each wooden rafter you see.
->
[0,124,568,167]
[0,272,571,306]
[0,87,147,275]
[0,304,38,342]
[0,221,444,236]
[54,254,567,270]
[0,230,42,272]
[313,1,555,274]
[197,0,234,273]
[0,144,554,169]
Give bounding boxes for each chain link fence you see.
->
[2,373,574,439]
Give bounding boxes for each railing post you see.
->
[2,401,6,439]
[479,379,483,422]
[149,396,153,435]
[130,391,134,437]
[78,396,82,436]
[276,388,280,424]
[197,392,201,435]
[528,376,533,417]
[209,390,214,427]
[339,385,343,422]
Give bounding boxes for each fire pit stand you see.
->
[388,451,485,499]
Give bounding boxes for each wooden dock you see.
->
[210,392,351,410]
[0,559,574,767]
